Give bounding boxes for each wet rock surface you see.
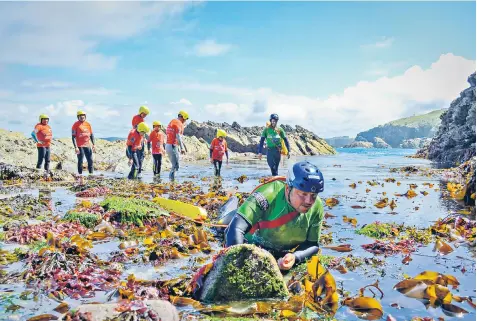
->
[422,73,476,166]
[198,244,289,302]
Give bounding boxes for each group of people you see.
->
[32,108,325,270]
[32,108,293,181]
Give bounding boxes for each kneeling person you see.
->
[225,161,324,270]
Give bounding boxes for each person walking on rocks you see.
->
[210,129,229,177]
[148,121,166,178]
[72,110,96,184]
[258,114,290,176]
[126,122,150,179]
[165,111,189,182]
[31,114,53,178]
[224,161,324,271]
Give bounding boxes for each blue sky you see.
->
[0,1,475,138]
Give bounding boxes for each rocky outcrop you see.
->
[354,109,446,148]
[421,73,476,166]
[325,136,354,148]
[184,121,336,156]
[197,244,289,303]
[372,137,391,149]
[344,141,373,148]
[400,138,432,149]
[0,129,210,177]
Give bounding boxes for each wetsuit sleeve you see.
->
[147,141,151,151]
[225,150,229,159]
[225,214,252,247]
[306,198,324,243]
[126,146,133,159]
[31,131,39,143]
[72,136,77,149]
[209,139,214,158]
[258,136,265,154]
[293,240,319,264]
[90,133,95,145]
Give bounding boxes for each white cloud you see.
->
[170,98,193,105]
[194,39,233,57]
[157,53,476,137]
[361,36,394,49]
[204,103,250,117]
[19,105,28,114]
[0,2,195,69]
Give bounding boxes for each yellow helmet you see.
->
[217,129,227,138]
[39,114,49,122]
[137,122,150,134]
[139,106,150,115]
[77,110,86,117]
[178,110,189,120]
[152,121,162,127]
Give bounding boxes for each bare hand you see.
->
[75,148,80,155]
[128,159,133,166]
[226,159,229,165]
[92,145,96,153]
[258,153,262,160]
[181,150,186,155]
[38,141,45,145]
[277,253,295,270]
[210,158,213,164]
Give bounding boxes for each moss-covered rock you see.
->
[101,196,167,227]
[198,244,289,303]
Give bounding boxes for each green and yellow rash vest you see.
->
[236,180,324,253]
[261,127,286,149]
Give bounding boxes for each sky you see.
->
[0,1,475,139]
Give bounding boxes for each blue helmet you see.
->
[270,113,279,121]
[286,161,324,193]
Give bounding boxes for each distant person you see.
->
[258,114,290,176]
[148,121,166,178]
[132,106,150,128]
[126,122,150,179]
[72,110,95,184]
[132,106,150,174]
[165,111,189,182]
[31,114,52,178]
[210,129,229,177]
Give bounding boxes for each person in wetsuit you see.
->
[72,110,96,184]
[225,161,324,270]
[126,122,150,180]
[258,114,290,176]
[31,114,53,178]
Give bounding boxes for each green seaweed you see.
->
[100,196,167,227]
[63,211,101,228]
[356,222,397,239]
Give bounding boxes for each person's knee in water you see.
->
[210,129,229,177]
[225,161,324,271]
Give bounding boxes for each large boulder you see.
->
[372,137,391,149]
[198,244,289,303]
[344,141,373,148]
[184,120,336,156]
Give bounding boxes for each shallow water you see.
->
[0,148,475,320]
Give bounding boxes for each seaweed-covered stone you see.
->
[199,244,289,302]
